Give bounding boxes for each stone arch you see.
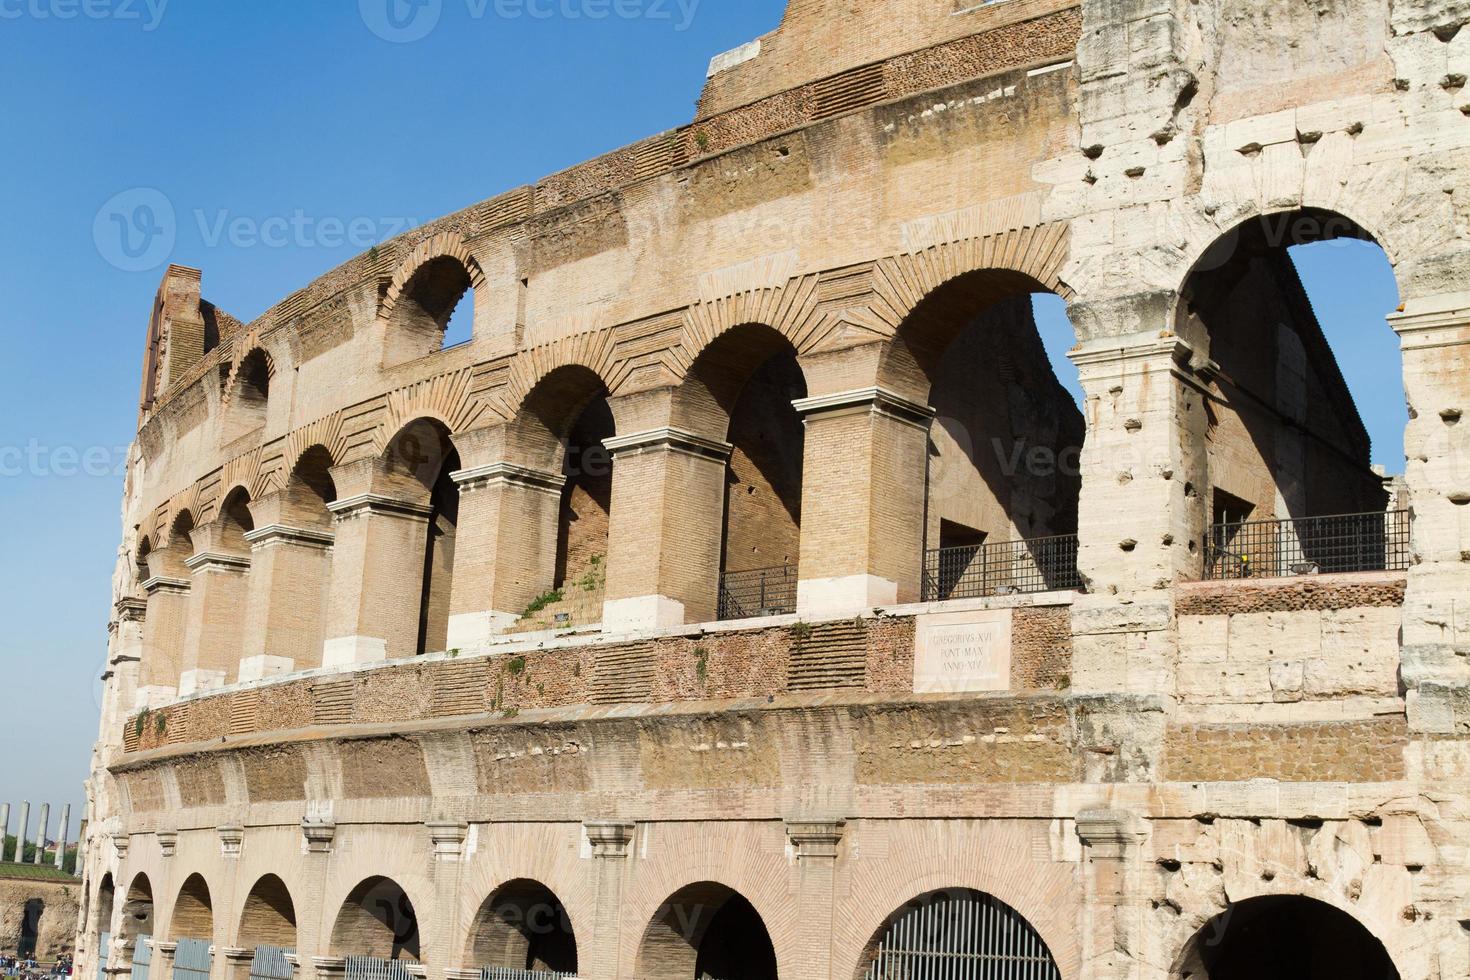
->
[851,888,1061,980]
[328,876,422,962]
[1173,207,1403,576]
[673,275,824,380]
[380,233,487,365]
[381,417,460,655]
[669,322,808,442]
[169,873,213,942]
[119,874,154,949]
[277,444,339,530]
[463,879,579,976]
[237,875,296,951]
[634,881,778,980]
[505,364,614,474]
[217,486,256,553]
[222,347,274,410]
[1170,894,1401,980]
[96,873,116,938]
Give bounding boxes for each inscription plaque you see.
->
[914,609,1013,693]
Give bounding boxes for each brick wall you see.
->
[1162,718,1409,782]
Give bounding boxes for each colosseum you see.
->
[78,1,1470,978]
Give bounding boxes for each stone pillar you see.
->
[12,801,29,863]
[240,518,335,679]
[1389,295,1470,732]
[444,463,565,649]
[33,803,49,865]
[138,576,191,706]
[312,956,347,980]
[0,804,9,858]
[219,947,254,980]
[602,429,731,629]
[55,804,71,870]
[323,492,431,666]
[785,820,844,980]
[110,599,148,738]
[791,387,934,618]
[583,821,634,980]
[426,821,469,976]
[1076,809,1150,980]
[298,819,337,972]
[1068,332,1206,698]
[151,941,178,980]
[179,520,253,694]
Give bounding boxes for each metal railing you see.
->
[172,940,211,980]
[921,534,1081,602]
[345,958,417,980]
[1204,510,1411,580]
[718,564,797,620]
[248,948,295,980]
[863,891,1060,980]
[481,969,578,980]
[129,937,151,980]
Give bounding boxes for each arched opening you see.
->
[635,882,777,980]
[135,539,153,587]
[239,874,297,980]
[856,888,1059,980]
[119,874,154,953]
[1177,210,1406,579]
[1173,895,1399,979]
[329,877,421,963]
[881,271,1084,602]
[96,873,116,939]
[220,487,256,551]
[170,874,213,942]
[465,879,577,976]
[18,898,43,959]
[222,349,271,442]
[506,366,614,632]
[383,420,461,655]
[675,325,805,620]
[385,256,477,364]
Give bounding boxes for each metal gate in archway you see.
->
[173,939,213,980]
[249,946,296,980]
[344,957,417,980]
[863,890,1060,980]
[129,936,152,980]
[96,934,111,980]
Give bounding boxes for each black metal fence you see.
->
[1204,510,1412,580]
[921,534,1082,602]
[718,564,797,620]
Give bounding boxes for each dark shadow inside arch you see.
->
[1177,208,1403,579]
[171,873,213,942]
[238,874,297,952]
[388,256,476,362]
[329,877,420,962]
[856,888,1060,980]
[384,418,460,656]
[96,873,116,940]
[1175,895,1399,980]
[636,882,777,980]
[120,874,154,949]
[19,898,44,959]
[555,394,614,596]
[465,879,577,975]
[882,268,1084,602]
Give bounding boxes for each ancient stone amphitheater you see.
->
[79,1,1470,979]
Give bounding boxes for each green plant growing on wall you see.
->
[155,712,168,737]
[506,655,527,677]
[694,131,710,151]
[694,646,709,688]
[134,709,150,739]
[523,591,563,616]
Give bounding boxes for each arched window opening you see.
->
[1173,895,1399,980]
[329,877,421,964]
[1178,210,1406,580]
[858,888,1059,980]
[383,420,460,656]
[505,367,614,633]
[221,487,255,552]
[635,883,776,980]
[96,874,116,939]
[466,880,577,977]
[135,540,153,586]
[222,349,272,444]
[120,875,154,952]
[287,447,339,527]
[386,256,476,364]
[18,898,44,959]
[676,325,806,621]
[239,875,297,975]
[170,874,213,942]
[886,271,1085,603]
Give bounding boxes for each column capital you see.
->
[327,493,432,522]
[149,941,178,958]
[1075,807,1149,859]
[604,426,732,461]
[217,824,244,857]
[584,820,635,858]
[156,830,178,857]
[302,819,337,854]
[115,597,148,622]
[792,386,934,427]
[142,575,191,596]
[311,957,348,980]
[244,524,335,550]
[184,552,252,574]
[785,819,846,861]
[220,948,254,965]
[112,832,130,859]
[426,819,469,861]
[450,462,565,495]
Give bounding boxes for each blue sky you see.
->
[0,2,1404,820]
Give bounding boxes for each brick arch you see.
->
[379,231,487,327]
[284,412,349,478]
[235,874,296,951]
[462,878,581,974]
[632,880,781,980]
[501,330,619,416]
[833,823,1080,980]
[373,369,484,457]
[166,873,214,942]
[325,875,429,962]
[220,343,276,410]
[455,825,595,967]
[667,321,807,442]
[119,873,155,947]
[502,363,614,473]
[619,828,795,978]
[671,273,824,381]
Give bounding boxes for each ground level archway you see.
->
[1173,895,1399,979]
[856,888,1059,980]
[465,879,577,976]
[635,882,777,980]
